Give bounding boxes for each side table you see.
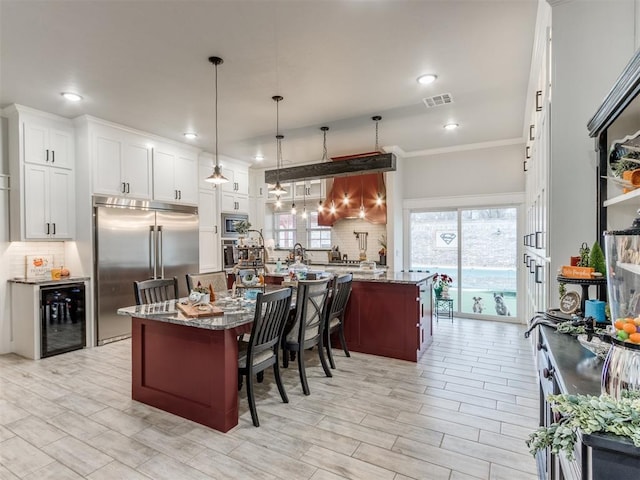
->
[435,297,453,322]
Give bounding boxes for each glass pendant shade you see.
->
[272,181,287,195]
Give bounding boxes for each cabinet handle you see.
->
[259,187,263,195]
[535,265,543,284]
[523,160,528,172]
[529,124,535,141]
[535,90,542,111]
[127,183,130,194]
[543,367,554,380]
[524,253,529,265]
[46,149,49,162]
[52,223,56,235]
[535,231,543,249]
[537,342,547,351]
[523,234,529,247]
[179,190,182,200]
[214,225,218,234]
[46,223,50,235]
[525,146,531,159]
[51,150,55,163]
[529,258,535,273]
[122,182,126,194]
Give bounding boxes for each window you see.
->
[307,212,331,249]
[274,212,296,249]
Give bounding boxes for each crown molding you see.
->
[403,137,524,158]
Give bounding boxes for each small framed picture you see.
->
[560,291,581,314]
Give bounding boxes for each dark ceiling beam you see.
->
[264,152,396,184]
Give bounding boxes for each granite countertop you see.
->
[118,296,255,331]
[9,276,90,285]
[266,263,432,285]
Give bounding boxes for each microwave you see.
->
[221,213,249,238]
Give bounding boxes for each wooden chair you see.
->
[185,271,227,295]
[282,278,332,395]
[133,277,179,305]
[324,273,353,369]
[238,288,292,427]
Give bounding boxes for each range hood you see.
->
[318,152,387,226]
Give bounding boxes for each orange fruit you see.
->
[615,320,626,330]
[630,333,640,344]
[626,317,636,323]
[623,323,637,335]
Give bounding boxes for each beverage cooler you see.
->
[40,283,86,358]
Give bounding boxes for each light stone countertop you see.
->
[9,276,90,286]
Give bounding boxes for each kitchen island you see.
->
[341,271,434,362]
[117,298,255,433]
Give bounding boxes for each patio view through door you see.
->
[409,207,517,319]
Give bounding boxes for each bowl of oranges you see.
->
[613,317,640,344]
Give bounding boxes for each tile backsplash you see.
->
[331,219,386,262]
[8,241,65,278]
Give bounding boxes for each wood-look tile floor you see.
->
[0,318,539,479]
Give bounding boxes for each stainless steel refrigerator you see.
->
[94,196,198,345]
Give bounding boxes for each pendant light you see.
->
[301,179,308,220]
[205,56,229,185]
[372,115,385,204]
[359,177,366,218]
[270,95,287,196]
[318,126,329,213]
[290,181,297,215]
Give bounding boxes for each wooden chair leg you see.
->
[297,348,310,396]
[317,335,332,378]
[338,324,350,357]
[326,328,336,369]
[282,342,289,368]
[273,358,289,404]
[246,372,260,427]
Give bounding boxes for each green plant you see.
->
[234,219,251,235]
[558,282,567,300]
[589,241,606,275]
[527,392,640,460]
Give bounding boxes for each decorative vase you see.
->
[434,286,443,299]
[441,285,450,299]
[379,254,386,266]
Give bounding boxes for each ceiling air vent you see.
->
[422,93,453,108]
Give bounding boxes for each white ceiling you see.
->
[0,0,538,168]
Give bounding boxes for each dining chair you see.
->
[238,288,292,427]
[133,277,179,305]
[324,273,353,369]
[282,278,332,395]
[186,271,228,295]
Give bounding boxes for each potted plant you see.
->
[234,220,251,245]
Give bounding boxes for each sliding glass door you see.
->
[410,206,518,319]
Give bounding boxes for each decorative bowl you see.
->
[241,273,258,286]
[577,334,611,359]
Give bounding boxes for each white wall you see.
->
[547,0,636,308]
[0,117,11,354]
[402,142,525,199]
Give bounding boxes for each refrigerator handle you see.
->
[157,225,164,278]
[149,225,156,279]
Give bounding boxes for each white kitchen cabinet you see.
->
[24,164,74,239]
[198,189,221,271]
[24,118,74,169]
[93,124,152,199]
[216,159,249,213]
[153,143,198,205]
[4,104,76,241]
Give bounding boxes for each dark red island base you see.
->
[131,316,251,433]
[342,273,433,362]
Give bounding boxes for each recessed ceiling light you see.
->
[183,132,198,140]
[254,154,264,161]
[417,74,437,85]
[60,92,83,102]
[444,123,459,130]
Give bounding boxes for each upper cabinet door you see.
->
[153,147,177,202]
[174,151,198,204]
[122,134,152,199]
[94,131,125,196]
[23,120,73,169]
[234,168,249,196]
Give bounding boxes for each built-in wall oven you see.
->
[41,283,86,358]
